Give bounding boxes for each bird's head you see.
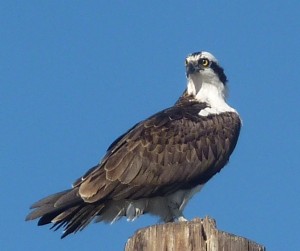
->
[185,51,227,85]
[185,51,228,103]
[183,51,236,116]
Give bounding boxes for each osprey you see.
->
[26,51,241,238]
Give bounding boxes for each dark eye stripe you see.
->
[210,61,227,84]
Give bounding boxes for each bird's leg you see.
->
[168,202,188,222]
[177,215,188,222]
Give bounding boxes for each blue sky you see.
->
[1,1,300,250]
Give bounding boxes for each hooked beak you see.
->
[186,62,201,77]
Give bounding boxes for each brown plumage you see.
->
[26,51,241,238]
[26,95,241,238]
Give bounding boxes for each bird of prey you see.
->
[26,51,241,238]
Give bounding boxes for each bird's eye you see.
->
[185,59,188,66]
[199,58,210,67]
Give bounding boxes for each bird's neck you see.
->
[186,76,237,116]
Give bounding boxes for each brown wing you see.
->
[73,103,241,203]
[26,102,241,238]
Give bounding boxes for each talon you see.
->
[178,216,188,222]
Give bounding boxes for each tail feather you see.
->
[29,190,69,209]
[26,192,71,221]
[54,188,81,208]
[51,206,80,222]
[58,204,105,238]
[26,188,105,238]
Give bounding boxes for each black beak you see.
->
[186,62,201,77]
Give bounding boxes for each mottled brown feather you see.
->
[75,100,240,202]
[26,95,241,238]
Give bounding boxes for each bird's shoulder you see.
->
[106,100,208,153]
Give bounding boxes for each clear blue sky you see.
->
[1,1,299,250]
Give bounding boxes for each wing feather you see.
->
[74,103,241,204]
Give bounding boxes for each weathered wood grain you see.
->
[125,216,265,251]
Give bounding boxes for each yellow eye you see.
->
[200,58,210,67]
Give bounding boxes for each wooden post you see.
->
[125,216,265,251]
